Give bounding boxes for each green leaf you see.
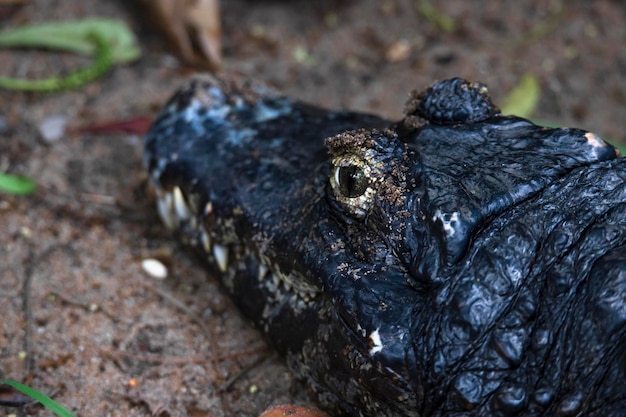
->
[416,1,456,32]
[0,18,140,64]
[0,19,140,91]
[0,380,75,417]
[0,30,113,91]
[0,173,36,195]
[500,74,541,118]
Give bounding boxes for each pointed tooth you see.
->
[213,244,229,272]
[258,264,269,280]
[201,230,212,252]
[157,192,176,230]
[173,186,191,220]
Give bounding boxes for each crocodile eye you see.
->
[335,165,368,198]
[330,157,376,218]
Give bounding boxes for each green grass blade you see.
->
[0,30,113,92]
[0,173,36,195]
[416,1,456,32]
[0,18,140,64]
[0,380,75,417]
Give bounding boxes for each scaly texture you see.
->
[144,76,626,416]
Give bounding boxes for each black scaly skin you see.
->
[144,75,626,416]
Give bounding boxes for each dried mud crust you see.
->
[0,1,625,416]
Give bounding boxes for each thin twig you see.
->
[48,290,116,321]
[21,247,35,376]
[143,282,210,333]
[219,353,274,392]
[21,244,72,378]
[99,345,267,366]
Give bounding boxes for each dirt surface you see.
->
[1,1,625,416]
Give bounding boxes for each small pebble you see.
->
[386,39,411,62]
[38,115,68,143]
[141,258,168,279]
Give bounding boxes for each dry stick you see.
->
[100,343,269,389]
[48,290,116,322]
[143,282,210,334]
[21,247,36,377]
[100,345,268,366]
[218,354,275,392]
[21,244,72,378]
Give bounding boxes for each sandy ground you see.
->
[1,1,625,416]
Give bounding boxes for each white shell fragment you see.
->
[141,258,168,279]
[213,244,229,272]
[38,114,68,143]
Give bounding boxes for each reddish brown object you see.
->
[71,116,153,135]
[260,405,331,417]
[140,0,222,71]
[0,0,30,21]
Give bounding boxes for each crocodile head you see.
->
[144,76,626,416]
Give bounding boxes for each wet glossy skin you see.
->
[144,76,626,416]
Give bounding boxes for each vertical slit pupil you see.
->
[339,166,367,198]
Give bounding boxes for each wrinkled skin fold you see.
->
[144,75,626,416]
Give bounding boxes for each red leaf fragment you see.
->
[72,116,153,135]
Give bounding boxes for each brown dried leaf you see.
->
[139,0,221,71]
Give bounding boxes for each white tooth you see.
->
[201,230,212,252]
[157,193,176,230]
[204,201,213,215]
[173,186,190,220]
[213,244,228,272]
[258,264,268,279]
